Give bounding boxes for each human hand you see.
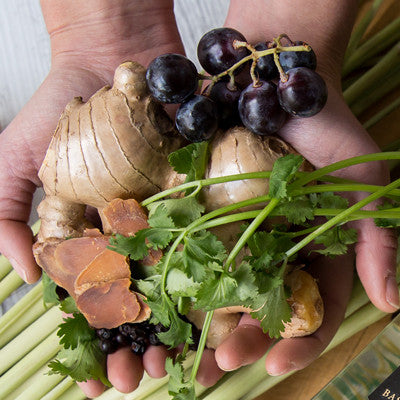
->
[211,0,399,378]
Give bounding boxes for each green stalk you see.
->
[343,17,400,77]
[286,177,400,258]
[0,254,12,280]
[14,366,64,400]
[343,42,400,106]
[0,296,47,347]
[0,307,61,374]
[343,0,384,65]
[0,332,61,399]
[41,377,75,400]
[56,382,86,400]
[350,65,400,116]
[0,270,24,304]
[363,95,400,130]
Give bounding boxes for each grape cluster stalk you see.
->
[145,28,328,142]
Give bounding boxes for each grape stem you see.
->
[201,33,311,91]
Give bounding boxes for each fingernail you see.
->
[8,258,28,282]
[267,361,297,376]
[385,275,400,310]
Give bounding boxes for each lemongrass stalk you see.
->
[56,382,86,400]
[343,17,400,77]
[343,0,384,64]
[3,363,51,400]
[0,332,61,399]
[14,366,64,400]
[0,254,12,281]
[363,95,400,130]
[41,377,75,400]
[0,270,24,304]
[0,307,61,374]
[350,66,400,116]
[343,42,400,106]
[0,296,47,347]
[0,281,43,332]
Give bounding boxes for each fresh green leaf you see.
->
[108,233,148,260]
[275,196,314,224]
[145,228,174,250]
[168,142,209,184]
[42,271,60,306]
[374,201,400,227]
[269,154,304,199]
[48,339,109,386]
[148,203,176,229]
[182,231,226,281]
[166,268,201,297]
[312,226,358,257]
[311,192,349,209]
[147,197,204,228]
[57,313,95,350]
[59,297,79,314]
[165,357,196,400]
[250,281,291,338]
[230,262,258,302]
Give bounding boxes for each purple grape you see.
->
[238,80,287,135]
[254,42,278,81]
[277,67,327,117]
[279,41,317,72]
[175,95,218,142]
[208,81,242,128]
[146,54,198,103]
[197,27,249,75]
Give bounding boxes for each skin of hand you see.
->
[0,0,398,397]
[213,0,399,378]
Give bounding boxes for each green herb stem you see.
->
[343,42,400,106]
[0,270,24,305]
[291,152,400,188]
[286,177,400,258]
[189,310,214,384]
[0,306,61,374]
[343,16,400,77]
[224,198,280,271]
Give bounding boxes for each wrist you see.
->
[40,0,183,78]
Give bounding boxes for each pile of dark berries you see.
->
[96,321,166,355]
[145,27,327,142]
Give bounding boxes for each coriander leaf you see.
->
[108,233,148,260]
[166,268,201,297]
[194,271,239,310]
[59,297,79,314]
[312,226,358,257]
[148,203,176,229]
[48,339,109,386]
[42,271,60,306]
[165,357,196,400]
[147,197,204,228]
[145,228,174,250]
[374,201,400,228]
[269,154,304,199]
[157,300,193,348]
[182,231,226,281]
[250,281,292,338]
[57,313,95,350]
[311,192,349,209]
[231,262,258,302]
[135,274,162,300]
[168,141,209,184]
[275,196,314,225]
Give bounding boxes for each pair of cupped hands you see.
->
[0,0,398,397]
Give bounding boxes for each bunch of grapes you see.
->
[145,28,327,142]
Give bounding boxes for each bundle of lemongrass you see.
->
[1,1,400,399]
